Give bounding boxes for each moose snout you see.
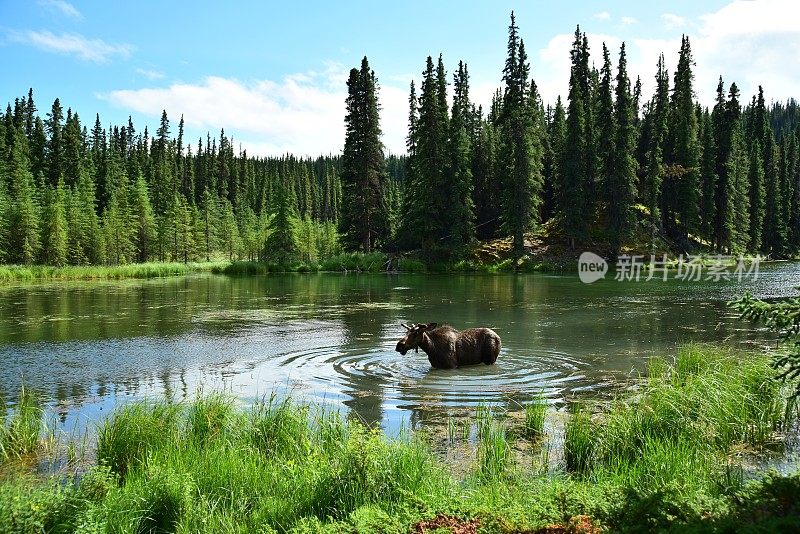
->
[395,341,408,355]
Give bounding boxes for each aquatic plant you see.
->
[522,391,547,439]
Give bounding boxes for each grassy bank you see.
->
[0,262,229,283]
[1,345,799,533]
[217,253,565,275]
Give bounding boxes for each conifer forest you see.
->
[2,15,799,268]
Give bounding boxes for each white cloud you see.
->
[593,11,611,21]
[535,0,800,109]
[136,68,165,80]
[101,64,411,157]
[661,13,686,30]
[10,30,132,63]
[639,0,800,105]
[38,0,82,19]
[621,16,638,25]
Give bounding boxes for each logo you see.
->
[578,252,608,284]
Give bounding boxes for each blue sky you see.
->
[1,1,798,156]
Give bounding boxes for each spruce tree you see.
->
[340,57,389,252]
[747,140,766,251]
[40,178,68,265]
[131,173,156,262]
[265,181,299,264]
[597,43,615,206]
[498,13,543,258]
[6,129,40,264]
[543,97,566,223]
[664,36,701,239]
[559,26,589,247]
[44,98,64,187]
[607,43,638,256]
[445,60,476,250]
[699,109,718,242]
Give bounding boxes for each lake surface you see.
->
[1,264,799,435]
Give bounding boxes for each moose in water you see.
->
[395,323,501,369]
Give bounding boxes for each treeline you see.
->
[0,92,407,266]
[340,14,800,260]
[4,14,800,268]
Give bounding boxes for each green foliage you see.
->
[340,57,390,252]
[0,261,223,283]
[497,14,544,258]
[522,391,547,439]
[0,348,798,534]
[564,403,595,474]
[0,387,44,461]
[731,292,800,399]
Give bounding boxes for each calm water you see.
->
[1,264,799,434]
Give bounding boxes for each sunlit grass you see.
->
[0,261,227,283]
[0,344,798,532]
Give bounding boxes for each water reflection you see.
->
[0,265,798,434]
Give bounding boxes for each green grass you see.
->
[0,261,228,283]
[0,388,47,461]
[522,391,547,439]
[0,345,798,532]
[220,253,390,275]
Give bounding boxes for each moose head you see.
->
[395,322,438,355]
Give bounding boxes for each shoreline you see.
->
[1,345,798,532]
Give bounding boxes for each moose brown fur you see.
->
[395,323,501,369]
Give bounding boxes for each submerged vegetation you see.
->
[1,345,798,532]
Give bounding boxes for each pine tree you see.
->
[198,187,218,262]
[471,113,499,239]
[497,13,544,258]
[218,199,240,260]
[543,97,566,223]
[597,43,615,206]
[39,178,68,265]
[265,181,299,264]
[699,109,718,242]
[729,124,751,252]
[130,173,156,262]
[607,43,638,256]
[44,98,64,187]
[6,128,40,264]
[445,60,476,250]
[664,36,701,239]
[340,57,389,252]
[559,26,589,247]
[785,133,800,252]
[747,140,766,251]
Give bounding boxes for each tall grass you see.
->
[522,391,547,439]
[0,261,227,283]
[476,405,512,480]
[0,388,46,461]
[0,345,797,532]
[564,403,595,474]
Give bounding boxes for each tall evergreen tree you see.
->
[664,36,701,239]
[607,43,638,256]
[747,140,766,251]
[497,14,543,258]
[340,57,389,252]
[699,109,718,242]
[265,181,299,263]
[39,178,68,266]
[559,26,589,247]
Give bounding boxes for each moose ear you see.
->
[401,323,410,330]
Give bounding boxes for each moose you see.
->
[395,323,501,369]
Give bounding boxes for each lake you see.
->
[1,263,799,435]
